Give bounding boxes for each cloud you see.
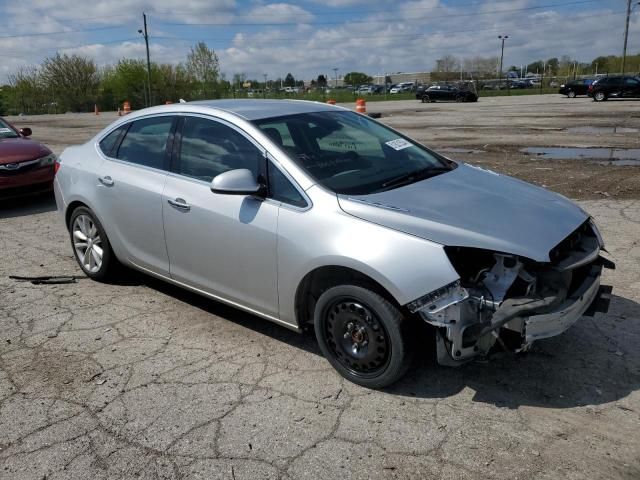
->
[1,0,638,83]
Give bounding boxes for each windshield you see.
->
[0,119,19,139]
[254,111,452,195]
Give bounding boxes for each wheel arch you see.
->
[294,264,404,328]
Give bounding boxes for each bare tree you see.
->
[186,42,220,98]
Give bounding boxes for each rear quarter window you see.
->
[98,125,127,157]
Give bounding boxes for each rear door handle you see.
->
[98,175,114,187]
[167,198,191,211]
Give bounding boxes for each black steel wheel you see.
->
[314,285,413,388]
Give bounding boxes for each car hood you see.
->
[0,138,51,164]
[337,163,588,262]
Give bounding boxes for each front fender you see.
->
[277,186,460,326]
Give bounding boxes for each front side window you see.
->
[0,118,19,139]
[625,78,640,86]
[268,162,307,208]
[177,116,263,182]
[254,111,451,195]
[116,116,174,169]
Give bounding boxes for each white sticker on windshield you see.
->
[0,128,13,134]
[385,138,413,151]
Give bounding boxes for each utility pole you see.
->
[333,68,339,88]
[139,13,152,107]
[263,74,267,99]
[622,0,635,75]
[498,35,508,91]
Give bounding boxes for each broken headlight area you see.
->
[411,221,614,365]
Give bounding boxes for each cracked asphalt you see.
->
[1,97,640,479]
[1,195,639,479]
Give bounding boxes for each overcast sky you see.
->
[0,0,638,82]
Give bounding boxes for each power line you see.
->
[0,14,132,30]
[152,0,597,20]
[151,11,626,47]
[0,25,127,40]
[158,1,599,27]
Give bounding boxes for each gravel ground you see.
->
[1,96,639,479]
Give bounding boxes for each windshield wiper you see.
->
[380,167,450,190]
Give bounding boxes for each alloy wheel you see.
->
[72,214,103,273]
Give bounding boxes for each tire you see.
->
[69,206,117,281]
[421,95,429,103]
[313,285,413,388]
[567,90,577,98]
[594,91,607,102]
[455,95,465,103]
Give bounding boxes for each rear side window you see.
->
[98,125,127,157]
[116,116,174,169]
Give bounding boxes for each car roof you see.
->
[188,99,339,120]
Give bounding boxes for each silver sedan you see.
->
[54,100,613,388]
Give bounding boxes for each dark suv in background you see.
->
[559,79,594,98]
[589,76,640,101]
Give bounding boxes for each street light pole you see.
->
[498,35,508,90]
[263,74,267,99]
[333,68,339,88]
[621,1,640,75]
[139,13,152,107]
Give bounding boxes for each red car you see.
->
[0,117,56,197]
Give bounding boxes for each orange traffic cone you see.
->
[94,104,100,115]
[326,99,336,105]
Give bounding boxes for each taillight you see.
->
[54,160,61,175]
[588,84,593,92]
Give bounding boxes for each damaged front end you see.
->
[407,220,615,365]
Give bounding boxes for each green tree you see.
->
[546,57,559,75]
[284,73,295,87]
[316,74,327,87]
[343,72,372,86]
[40,53,98,112]
[526,60,544,74]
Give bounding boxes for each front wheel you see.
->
[567,90,577,98]
[421,95,429,103]
[69,207,117,281]
[314,285,413,388]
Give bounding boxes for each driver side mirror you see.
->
[211,169,266,197]
[19,127,32,137]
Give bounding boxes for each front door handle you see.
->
[167,198,191,211]
[98,175,114,187]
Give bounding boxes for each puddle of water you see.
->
[521,147,640,166]
[439,147,485,154]
[566,126,639,134]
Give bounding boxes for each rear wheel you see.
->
[314,285,413,388]
[421,95,430,103]
[594,91,607,102]
[69,207,117,281]
[455,95,465,103]
[567,90,577,98]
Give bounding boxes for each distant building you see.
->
[372,72,431,85]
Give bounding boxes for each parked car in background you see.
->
[589,76,640,101]
[420,85,478,103]
[559,79,594,98]
[54,99,612,388]
[0,116,56,197]
[390,82,414,94]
